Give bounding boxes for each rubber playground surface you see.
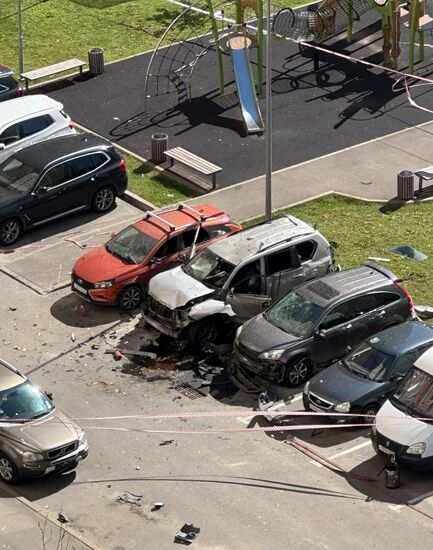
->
[44,10,433,188]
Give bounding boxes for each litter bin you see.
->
[151,133,168,164]
[397,170,414,200]
[88,48,105,75]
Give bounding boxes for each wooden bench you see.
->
[415,166,433,195]
[21,58,86,92]
[164,147,222,192]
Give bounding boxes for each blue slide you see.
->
[231,47,264,134]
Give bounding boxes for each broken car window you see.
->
[0,381,54,421]
[106,226,158,264]
[230,260,262,294]
[266,248,296,275]
[266,290,324,336]
[184,248,235,289]
[296,240,316,262]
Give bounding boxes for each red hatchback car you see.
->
[71,203,241,310]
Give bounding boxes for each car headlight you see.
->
[258,349,285,361]
[22,451,44,463]
[334,402,351,413]
[78,430,87,445]
[303,381,310,395]
[234,326,243,345]
[407,442,426,455]
[93,280,114,289]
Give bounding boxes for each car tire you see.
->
[119,285,143,311]
[284,357,313,387]
[0,453,20,485]
[92,186,116,213]
[0,218,22,246]
[361,403,379,424]
[188,318,220,351]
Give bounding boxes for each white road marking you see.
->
[328,440,372,460]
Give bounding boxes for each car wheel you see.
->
[361,404,379,424]
[0,218,22,246]
[119,285,143,311]
[284,357,312,387]
[0,453,20,484]
[92,186,116,213]
[188,319,220,351]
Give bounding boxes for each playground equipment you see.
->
[144,0,265,134]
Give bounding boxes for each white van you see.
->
[372,346,433,470]
[0,95,75,164]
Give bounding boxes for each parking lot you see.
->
[1,198,433,549]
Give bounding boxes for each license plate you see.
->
[309,403,323,412]
[74,283,87,295]
[378,444,394,455]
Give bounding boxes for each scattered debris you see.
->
[151,502,165,512]
[79,305,88,317]
[388,245,427,261]
[368,256,390,263]
[87,380,113,391]
[57,513,70,524]
[135,465,141,470]
[115,348,158,360]
[174,523,201,544]
[8,306,17,311]
[113,350,123,361]
[116,491,142,506]
[71,333,76,342]
[159,439,174,446]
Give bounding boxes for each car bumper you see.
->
[372,432,433,471]
[228,353,275,393]
[142,314,186,339]
[19,443,89,479]
[71,282,119,305]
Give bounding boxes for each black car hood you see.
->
[240,313,300,353]
[0,186,24,209]
[309,362,384,404]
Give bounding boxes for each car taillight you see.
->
[69,120,76,129]
[118,159,126,172]
[16,87,23,97]
[396,282,414,310]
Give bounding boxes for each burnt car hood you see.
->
[240,313,301,353]
[309,362,384,404]
[1,410,79,453]
[148,266,214,309]
[73,244,139,282]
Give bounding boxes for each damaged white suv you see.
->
[142,216,335,348]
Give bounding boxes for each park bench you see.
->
[164,147,222,192]
[21,58,86,91]
[415,166,433,195]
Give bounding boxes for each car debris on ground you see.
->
[116,491,143,506]
[174,523,201,544]
[151,502,164,511]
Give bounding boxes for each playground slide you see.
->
[231,47,264,134]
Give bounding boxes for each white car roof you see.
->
[0,94,64,125]
[414,346,433,376]
[208,215,318,265]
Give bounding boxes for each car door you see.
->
[67,153,107,208]
[388,350,420,394]
[25,161,73,224]
[0,122,21,163]
[264,246,305,302]
[226,259,268,321]
[363,292,402,334]
[144,235,184,283]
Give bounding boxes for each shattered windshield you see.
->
[184,248,235,289]
[0,157,39,194]
[0,381,54,421]
[392,367,433,418]
[345,342,395,381]
[106,225,157,264]
[266,291,324,337]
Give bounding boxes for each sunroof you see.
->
[308,279,339,300]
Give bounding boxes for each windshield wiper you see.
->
[124,254,137,265]
[31,411,51,420]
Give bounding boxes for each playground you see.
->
[44,0,433,188]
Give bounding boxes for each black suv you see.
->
[230,264,414,390]
[0,133,127,246]
[0,65,21,102]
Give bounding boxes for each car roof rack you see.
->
[143,210,176,232]
[177,202,206,221]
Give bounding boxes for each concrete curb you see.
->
[122,190,155,212]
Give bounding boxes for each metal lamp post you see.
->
[18,0,24,75]
[265,0,272,221]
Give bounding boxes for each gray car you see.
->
[230,264,414,389]
[143,215,336,348]
[0,359,88,484]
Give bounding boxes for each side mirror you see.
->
[111,232,117,239]
[45,391,54,401]
[177,252,187,262]
[261,300,271,310]
[37,186,48,196]
[151,257,162,265]
[0,143,5,151]
[317,328,327,338]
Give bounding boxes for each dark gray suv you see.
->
[230,264,414,390]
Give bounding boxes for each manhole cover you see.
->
[175,383,206,400]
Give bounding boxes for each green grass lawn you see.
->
[251,195,433,307]
[123,151,198,206]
